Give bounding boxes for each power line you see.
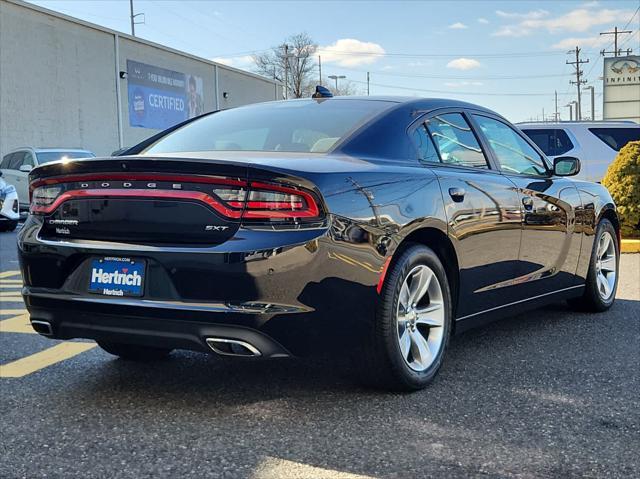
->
[567,47,589,120]
[349,80,574,97]
[333,65,571,81]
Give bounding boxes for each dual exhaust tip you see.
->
[206,337,262,357]
[30,321,263,358]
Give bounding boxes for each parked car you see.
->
[0,171,20,231]
[0,147,95,211]
[518,121,640,182]
[18,96,619,391]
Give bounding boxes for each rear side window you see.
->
[425,113,488,169]
[588,128,640,151]
[521,128,573,156]
[411,124,440,163]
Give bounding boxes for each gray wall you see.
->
[0,0,282,158]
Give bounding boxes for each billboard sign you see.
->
[127,60,203,130]
[603,55,640,122]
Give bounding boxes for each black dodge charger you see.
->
[18,96,620,391]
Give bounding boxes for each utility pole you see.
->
[129,0,144,36]
[567,47,588,121]
[318,55,322,86]
[554,91,559,122]
[367,72,370,96]
[283,44,289,99]
[583,86,595,121]
[600,26,633,57]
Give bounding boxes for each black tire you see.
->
[0,220,17,232]
[568,219,619,312]
[97,341,172,361]
[362,243,453,391]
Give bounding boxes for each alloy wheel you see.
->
[595,231,617,301]
[396,265,445,372]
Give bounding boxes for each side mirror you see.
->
[19,164,33,172]
[553,156,580,176]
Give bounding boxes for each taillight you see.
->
[242,182,320,219]
[28,174,322,222]
[30,186,62,213]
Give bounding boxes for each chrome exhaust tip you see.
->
[206,338,262,357]
[31,320,53,336]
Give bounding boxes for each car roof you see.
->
[287,95,497,112]
[517,121,639,128]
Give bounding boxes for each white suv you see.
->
[0,147,95,211]
[518,121,639,182]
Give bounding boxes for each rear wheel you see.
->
[363,244,452,391]
[97,341,172,361]
[568,219,619,312]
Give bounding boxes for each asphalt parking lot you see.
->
[1,227,639,479]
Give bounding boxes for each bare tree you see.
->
[253,33,318,99]
[334,81,362,96]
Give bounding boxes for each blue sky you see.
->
[28,0,640,122]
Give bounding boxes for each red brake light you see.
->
[28,174,322,221]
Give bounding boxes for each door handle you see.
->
[522,196,534,210]
[448,187,465,202]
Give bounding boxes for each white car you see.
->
[0,172,20,231]
[518,121,640,182]
[0,147,95,210]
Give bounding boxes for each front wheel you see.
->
[363,244,452,391]
[568,219,619,312]
[98,341,173,361]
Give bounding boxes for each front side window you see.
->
[473,115,547,176]
[425,113,488,169]
[0,154,12,169]
[588,127,640,151]
[142,99,393,155]
[8,152,27,170]
[521,128,573,156]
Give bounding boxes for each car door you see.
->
[411,111,523,318]
[1,152,18,187]
[470,113,582,298]
[10,150,33,208]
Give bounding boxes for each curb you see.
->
[621,239,640,254]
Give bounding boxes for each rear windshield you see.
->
[521,128,574,157]
[37,151,95,164]
[142,99,393,155]
[588,127,640,151]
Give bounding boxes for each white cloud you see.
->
[582,1,599,8]
[446,58,481,70]
[493,7,634,37]
[448,22,468,29]
[318,39,385,67]
[496,9,549,20]
[211,55,254,69]
[477,18,489,24]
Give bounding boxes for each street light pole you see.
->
[583,86,595,121]
[130,0,135,36]
[328,75,346,93]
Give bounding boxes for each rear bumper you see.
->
[18,215,385,356]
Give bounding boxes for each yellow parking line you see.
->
[0,291,24,297]
[0,309,27,316]
[0,343,96,378]
[0,297,24,303]
[0,285,22,289]
[0,314,35,334]
[0,271,21,279]
[0,280,23,285]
